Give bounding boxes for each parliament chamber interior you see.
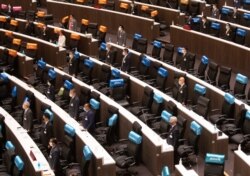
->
[0,0,250,175]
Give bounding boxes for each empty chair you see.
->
[69,33,80,50]
[206,61,218,85]
[3,31,13,48]
[98,42,107,61]
[240,13,250,27]
[209,93,235,125]
[193,96,210,119]
[130,86,154,116]
[80,19,89,34]
[209,22,221,37]
[151,40,162,59]
[104,1,115,10]
[232,73,248,99]
[177,121,202,167]
[146,67,168,91]
[217,66,232,91]
[12,155,24,176]
[0,16,7,28]
[136,37,148,54]
[148,61,162,81]
[179,0,189,13]
[11,38,21,51]
[8,20,18,31]
[167,0,179,9]
[204,153,225,176]
[25,43,38,60]
[162,43,174,65]
[175,47,185,67]
[92,64,111,90]
[26,10,36,21]
[243,0,250,10]
[130,54,150,80]
[189,55,208,80]
[78,56,94,84]
[188,0,199,16]
[87,23,98,38]
[190,17,201,31]
[132,33,142,51]
[220,7,233,21]
[98,25,107,44]
[188,83,207,106]
[234,28,247,45]
[0,73,9,102]
[7,49,18,76]
[119,2,129,13]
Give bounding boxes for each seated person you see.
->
[22,101,33,133]
[80,103,95,133]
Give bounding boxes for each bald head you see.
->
[170,116,177,126]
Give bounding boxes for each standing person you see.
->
[22,101,33,133]
[81,103,95,133]
[68,88,80,120]
[200,15,210,34]
[68,15,77,31]
[130,0,137,15]
[120,48,131,73]
[40,112,53,148]
[166,116,180,164]
[211,4,219,19]
[117,25,126,46]
[57,30,66,48]
[48,138,61,175]
[175,77,188,105]
[46,80,55,101]
[222,23,234,41]
[106,43,116,65]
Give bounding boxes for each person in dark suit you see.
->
[48,138,61,175]
[45,80,55,101]
[230,7,240,24]
[24,20,35,36]
[222,23,234,41]
[40,112,53,148]
[68,51,78,77]
[40,25,49,41]
[211,4,219,19]
[121,48,131,73]
[81,103,95,133]
[200,15,210,34]
[106,44,117,65]
[179,47,190,71]
[117,25,126,46]
[175,77,188,105]
[68,88,80,120]
[22,101,33,133]
[166,116,180,164]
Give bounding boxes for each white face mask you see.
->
[83,107,87,112]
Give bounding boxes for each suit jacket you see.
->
[106,49,117,65]
[117,30,126,46]
[68,95,80,119]
[48,146,61,174]
[40,122,53,147]
[121,53,131,72]
[179,53,190,71]
[23,108,33,132]
[82,109,95,133]
[167,125,180,148]
[46,85,55,101]
[176,84,188,104]
[25,22,35,36]
[200,20,210,34]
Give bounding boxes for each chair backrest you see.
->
[87,22,98,37]
[82,58,94,81]
[141,86,154,108]
[194,96,210,119]
[149,61,162,79]
[235,28,247,45]
[90,98,100,122]
[165,100,178,116]
[221,93,235,119]
[217,66,232,90]
[99,64,111,83]
[81,145,92,176]
[188,121,202,154]
[81,19,89,34]
[132,121,142,135]
[136,37,148,53]
[204,153,225,176]
[234,73,248,96]
[109,79,126,101]
[156,67,168,90]
[161,166,170,176]
[160,110,172,133]
[188,0,199,16]
[241,13,250,27]
[243,110,250,134]
[162,43,174,63]
[132,33,142,50]
[177,115,187,138]
[207,61,218,83]
[0,73,9,100]
[220,7,233,21]
[138,54,150,75]
[152,40,162,58]
[127,131,142,163]
[192,83,206,105]
[209,22,221,37]
[190,17,201,31]
[62,79,74,99]
[80,86,91,105]
[197,55,209,78]
[4,140,16,173]
[150,93,164,115]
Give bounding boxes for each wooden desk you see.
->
[46,0,160,40]
[234,150,250,176]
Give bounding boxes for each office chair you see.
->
[0,48,9,72]
[177,121,202,167]
[3,31,13,49]
[241,13,250,27]
[136,37,148,54]
[139,5,150,18]
[87,22,98,38]
[139,93,164,125]
[80,19,89,34]
[1,86,17,113]
[18,11,26,19]
[204,153,225,176]
[179,0,189,13]
[161,166,170,176]
[98,25,107,44]
[243,0,250,10]
[209,93,235,126]
[89,98,101,124]
[77,56,94,84]
[187,83,207,106]
[206,61,218,85]
[26,10,36,21]
[130,86,154,116]
[150,10,168,36]
[189,55,209,80]
[11,38,21,51]
[119,2,129,13]
[232,73,248,99]
[98,42,107,61]
[190,17,201,31]
[220,7,233,21]
[12,155,24,176]
[188,0,199,16]
[209,22,221,37]
[114,131,142,176]
[193,96,210,119]
[109,79,130,107]
[235,28,247,45]
[130,54,151,80]
[151,40,162,59]
[69,33,80,51]
[175,47,185,67]
[132,33,142,51]
[60,124,76,169]
[79,86,91,106]
[217,66,232,91]
[2,141,16,174]
[0,16,7,28]
[8,20,18,32]
[146,67,168,91]
[0,73,9,104]
[25,43,38,60]
[147,61,162,82]
[162,43,174,65]
[6,49,18,76]
[92,64,111,90]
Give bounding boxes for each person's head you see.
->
[182,47,187,55]
[178,76,185,86]
[123,48,129,56]
[43,113,50,123]
[69,88,76,98]
[118,25,124,32]
[212,4,217,10]
[49,138,57,147]
[22,101,30,110]
[83,103,91,112]
[169,116,177,126]
[106,43,112,51]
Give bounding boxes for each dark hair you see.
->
[43,112,50,120]
[123,48,129,53]
[119,25,124,30]
[50,138,57,144]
